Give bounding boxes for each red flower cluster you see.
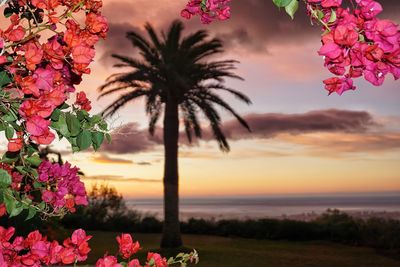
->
[0,0,108,150]
[38,160,88,213]
[181,0,231,24]
[96,233,169,267]
[116,233,141,259]
[0,227,91,266]
[7,132,24,152]
[307,0,400,95]
[75,91,92,112]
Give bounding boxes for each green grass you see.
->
[82,231,400,267]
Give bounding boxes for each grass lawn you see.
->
[82,231,400,267]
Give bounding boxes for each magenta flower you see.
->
[318,43,342,59]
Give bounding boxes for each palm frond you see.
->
[101,89,149,118]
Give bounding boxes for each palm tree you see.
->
[98,20,251,248]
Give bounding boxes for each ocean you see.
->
[125,193,400,221]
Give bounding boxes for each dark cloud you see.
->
[99,0,400,58]
[136,161,152,166]
[208,0,400,52]
[100,122,159,154]
[100,109,388,154]
[83,175,160,183]
[215,109,377,140]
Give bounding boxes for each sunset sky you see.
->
[2,0,400,198]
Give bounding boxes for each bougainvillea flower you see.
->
[7,133,24,152]
[75,91,92,111]
[146,253,168,267]
[116,234,140,259]
[85,13,109,37]
[321,0,342,8]
[23,41,44,70]
[96,255,122,267]
[318,43,342,59]
[4,25,25,41]
[333,25,359,47]
[323,77,355,95]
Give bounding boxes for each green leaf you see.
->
[30,169,38,178]
[77,110,89,121]
[66,113,81,137]
[201,0,207,11]
[26,155,42,167]
[59,103,70,110]
[51,109,61,121]
[328,9,337,24]
[105,133,112,144]
[285,0,299,19]
[98,121,108,131]
[9,203,24,217]
[37,202,45,210]
[2,112,17,122]
[1,152,19,164]
[91,132,104,151]
[316,10,324,20]
[0,169,12,187]
[27,145,39,156]
[272,0,293,8]
[51,113,70,138]
[0,71,11,88]
[25,207,37,221]
[33,182,42,189]
[77,130,92,150]
[15,166,27,175]
[90,114,102,124]
[5,126,14,139]
[3,190,15,214]
[4,7,14,18]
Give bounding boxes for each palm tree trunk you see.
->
[160,97,183,248]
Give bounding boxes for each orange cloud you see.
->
[91,154,133,164]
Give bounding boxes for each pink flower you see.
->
[357,0,383,19]
[318,43,342,59]
[323,77,355,95]
[321,0,342,8]
[146,253,168,267]
[333,25,359,47]
[116,234,140,259]
[96,255,122,267]
[42,190,55,202]
[128,259,142,267]
[34,66,55,91]
[71,229,92,246]
[26,115,51,136]
[364,61,388,86]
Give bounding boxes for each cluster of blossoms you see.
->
[0,160,87,218]
[96,233,198,267]
[0,0,108,150]
[182,0,399,95]
[0,227,91,266]
[0,0,110,220]
[38,160,87,213]
[306,0,400,95]
[0,227,198,267]
[181,0,231,24]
